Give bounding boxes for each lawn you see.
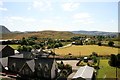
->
[55,45,118,56]
[97,59,120,79]
[9,44,20,49]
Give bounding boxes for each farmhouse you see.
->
[72,65,94,80]
[0,45,14,57]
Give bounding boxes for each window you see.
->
[25,68,29,75]
[11,63,16,71]
[37,63,42,77]
[38,63,42,70]
[44,64,49,78]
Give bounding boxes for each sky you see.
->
[0,0,119,32]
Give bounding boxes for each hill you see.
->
[72,30,117,36]
[0,25,11,34]
[2,31,88,39]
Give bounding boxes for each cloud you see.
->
[62,2,80,11]
[0,0,8,11]
[72,13,94,24]
[73,13,91,19]
[32,0,52,11]
[2,16,61,31]
[41,19,54,23]
[0,0,3,6]
[0,7,7,11]
[2,16,38,31]
[10,16,36,22]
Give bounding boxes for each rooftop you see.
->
[72,65,94,79]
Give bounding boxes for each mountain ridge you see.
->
[0,25,11,34]
[71,30,118,36]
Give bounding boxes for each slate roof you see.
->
[0,57,8,67]
[10,54,24,58]
[0,45,7,51]
[72,65,94,80]
[26,59,35,72]
[8,57,32,72]
[10,52,34,59]
[35,58,55,70]
[19,58,55,73]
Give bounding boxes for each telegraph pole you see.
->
[116,55,118,80]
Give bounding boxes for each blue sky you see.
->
[0,0,119,32]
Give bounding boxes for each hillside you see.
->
[2,31,87,39]
[72,30,117,36]
[0,25,11,34]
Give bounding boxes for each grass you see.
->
[55,45,118,56]
[97,59,120,79]
[9,44,20,49]
[102,41,119,45]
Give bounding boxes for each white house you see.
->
[72,65,94,80]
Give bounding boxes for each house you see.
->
[8,57,32,73]
[19,58,58,80]
[72,65,94,80]
[0,45,14,57]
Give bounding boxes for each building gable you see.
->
[0,45,14,57]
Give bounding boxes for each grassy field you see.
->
[55,45,118,56]
[9,44,20,49]
[102,41,119,45]
[97,59,120,79]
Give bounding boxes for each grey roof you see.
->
[35,58,55,70]
[10,52,34,59]
[19,58,55,73]
[0,45,7,51]
[0,57,8,67]
[10,54,24,58]
[72,65,94,79]
[26,59,35,72]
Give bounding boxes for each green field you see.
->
[102,41,119,45]
[55,45,118,56]
[97,59,120,79]
[9,44,20,49]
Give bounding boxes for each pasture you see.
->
[55,45,118,56]
[9,44,20,49]
[97,59,120,79]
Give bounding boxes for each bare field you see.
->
[55,45,119,56]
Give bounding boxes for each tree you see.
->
[92,52,98,57]
[28,40,35,45]
[92,56,97,63]
[32,44,40,49]
[117,54,120,66]
[109,54,117,67]
[17,45,32,52]
[98,42,102,46]
[28,36,37,41]
[21,37,28,45]
[108,41,114,47]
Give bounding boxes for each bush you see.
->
[108,41,114,47]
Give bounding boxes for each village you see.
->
[0,35,120,80]
[0,1,119,80]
